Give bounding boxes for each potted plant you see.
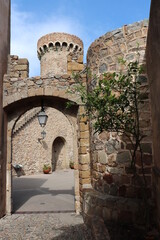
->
[43,164,51,174]
[69,161,74,169]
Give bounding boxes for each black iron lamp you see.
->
[38,104,48,127]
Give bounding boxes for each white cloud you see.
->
[11,4,86,77]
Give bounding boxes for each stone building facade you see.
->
[1,5,160,230]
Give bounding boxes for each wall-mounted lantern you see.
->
[38,130,46,143]
[41,130,46,139]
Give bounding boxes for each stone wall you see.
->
[37,33,84,77]
[12,107,76,175]
[7,55,29,78]
[146,0,160,229]
[87,20,148,76]
[0,0,10,218]
[3,55,86,108]
[78,105,91,208]
[83,189,142,225]
[84,20,153,224]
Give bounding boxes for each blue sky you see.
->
[11,0,151,77]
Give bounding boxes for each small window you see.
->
[69,43,74,51]
[39,47,43,53]
[43,45,47,51]
[74,45,78,51]
[62,42,67,48]
[49,42,54,48]
[55,42,61,51]
[55,42,61,47]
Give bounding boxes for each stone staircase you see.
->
[13,107,41,135]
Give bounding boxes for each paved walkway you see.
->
[0,170,93,239]
[12,170,75,213]
[0,213,93,239]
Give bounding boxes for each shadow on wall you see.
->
[52,137,66,171]
[39,140,48,150]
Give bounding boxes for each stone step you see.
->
[13,107,41,135]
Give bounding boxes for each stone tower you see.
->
[37,32,84,77]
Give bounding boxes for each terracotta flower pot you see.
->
[43,169,50,174]
[69,161,74,169]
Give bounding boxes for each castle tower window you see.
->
[55,42,61,50]
[69,43,74,51]
[49,42,54,48]
[43,45,47,52]
[62,42,67,49]
[74,45,78,52]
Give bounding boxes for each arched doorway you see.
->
[4,96,81,214]
[4,95,91,216]
[52,137,66,171]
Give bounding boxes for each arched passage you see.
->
[3,95,91,215]
[4,96,79,213]
[11,106,78,213]
[52,137,66,171]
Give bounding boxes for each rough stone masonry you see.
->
[3,21,153,226]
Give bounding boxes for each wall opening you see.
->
[4,97,81,214]
[52,137,66,171]
[10,107,76,214]
[62,42,67,50]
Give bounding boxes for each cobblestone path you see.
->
[0,213,93,240]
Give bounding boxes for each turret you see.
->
[37,32,84,77]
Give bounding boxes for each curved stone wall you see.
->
[87,20,148,77]
[86,20,152,199]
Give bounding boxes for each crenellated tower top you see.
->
[37,32,84,77]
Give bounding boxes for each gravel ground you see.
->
[0,213,93,240]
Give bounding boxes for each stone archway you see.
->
[4,93,92,216]
[52,137,66,171]
[4,97,79,213]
